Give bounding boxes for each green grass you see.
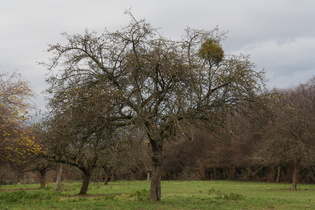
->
[0,180,314,209]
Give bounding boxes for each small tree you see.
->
[0,72,40,165]
[44,15,265,200]
[259,78,315,190]
[27,157,55,188]
[42,82,121,194]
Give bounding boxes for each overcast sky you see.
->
[1,0,314,111]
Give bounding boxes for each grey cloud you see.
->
[1,0,314,111]
[232,37,315,88]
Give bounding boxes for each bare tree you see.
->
[42,82,120,194]
[43,15,265,201]
[258,78,315,190]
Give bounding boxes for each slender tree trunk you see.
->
[103,173,109,185]
[291,161,299,190]
[55,164,63,191]
[39,170,46,188]
[147,170,152,181]
[79,172,92,194]
[276,166,281,183]
[150,148,163,201]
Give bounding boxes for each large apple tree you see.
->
[44,15,265,201]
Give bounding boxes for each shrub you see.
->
[129,189,150,201]
[208,188,245,200]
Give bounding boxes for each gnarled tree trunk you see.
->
[150,146,163,201]
[79,171,92,194]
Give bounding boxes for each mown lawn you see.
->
[0,180,314,209]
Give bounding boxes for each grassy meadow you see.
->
[0,180,314,209]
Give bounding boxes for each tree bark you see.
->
[103,173,109,185]
[147,170,152,181]
[150,148,163,201]
[276,166,281,183]
[39,170,46,188]
[291,161,299,190]
[79,172,92,194]
[55,163,63,191]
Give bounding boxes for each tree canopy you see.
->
[44,15,266,200]
[0,72,40,164]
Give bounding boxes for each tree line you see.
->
[1,15,314,201]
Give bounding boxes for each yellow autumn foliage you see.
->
[0,72,41,163]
